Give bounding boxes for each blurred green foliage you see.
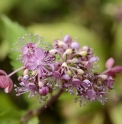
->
[0,0,122,124]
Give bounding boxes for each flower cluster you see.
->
[0,34,122,105]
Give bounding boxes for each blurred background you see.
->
[0,0,122,124]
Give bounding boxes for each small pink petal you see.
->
[105,66,122,77]
[22,46,28,55]
[111,66,122,73]
[27,83,38,91]
[0,76,9,88]
[85,61,91,68]
[4,78,13,93]
[105,57,114,69]
[35,48,44,58]
[0,70,7,76]
[52,71,61,78]
[89,57,98,63]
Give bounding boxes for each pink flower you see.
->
[104,57,122,77]
[25,48,55,77]
[0,70,13,93]
[22,43,37,65]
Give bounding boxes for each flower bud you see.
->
[63,35,72,45]
[27,83,38,91]
[98,74,107,80]
[79,51,87,57]
[70,41,80,50]
[23,69,29,76]
[19,82,25,86]
[39,86,49,96]
[82,79,91,84]
[82,46,89,51]
[89,57,98,63]
[62,62,67,67]
[32,70,37,76]
[63,49,73,60]
[0,70,13,93]
[71,78,81,85]
[23,75,29,80]
[62,54,67,61]
[64,49,73,55]
[62,74,70,80]
[77,69,84,74]
[38,81,44,87]
[67,70,72,76]
[72,58,79,63]
[49,49,58,55]
[58,40,68,49]
[18,76,22,81]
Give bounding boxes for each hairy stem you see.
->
[21,88,63,123]
[8,66,25,77]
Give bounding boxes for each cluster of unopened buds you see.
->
[0,34,122,106]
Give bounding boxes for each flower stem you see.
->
[8,66,25,77]
[21,88,63,123]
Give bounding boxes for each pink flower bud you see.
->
[63,35,72,45]
[89,56,98,63]
[39,86,49,96]
[0,70,13,93]
[61,74,70,80]
[70,41,80,50]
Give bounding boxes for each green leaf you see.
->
[0,15,29,71]
[0,40,9,61]
[0,93,16,110]
[0,109,24,124]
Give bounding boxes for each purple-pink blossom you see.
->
[24,48,55,78]
[0,34,122,106]
[0,70,13,93]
